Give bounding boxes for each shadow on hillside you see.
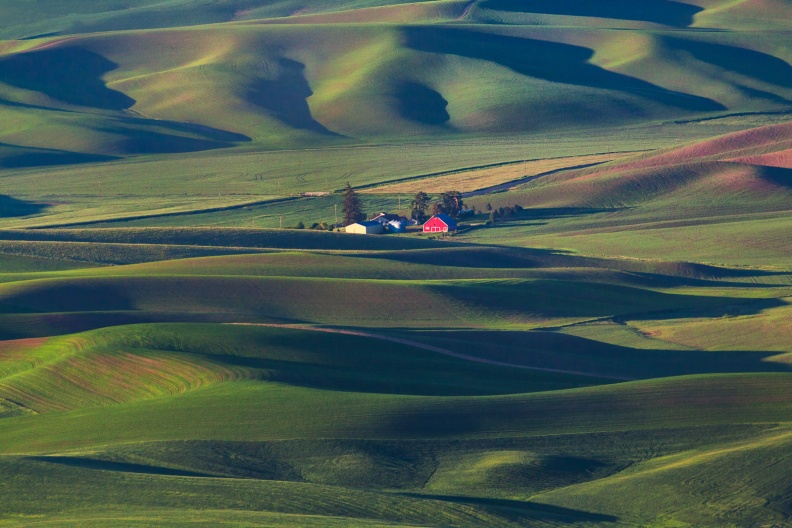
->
[757,166,792,187]
[346,241,791,282]
[0,195,48,217]
[481,0,702,27]
[733,85,792,105]
[248,58,338,135]
[403,28,725,112]
[392,81,450,125]
[460,207,616,234]
[429,278,787,320]
[397,493,619,523]
[0,311,296,341]
[28,456,216,477]
[97,117,252,155]
[0,142,117,169]
[411,329,792,380]
[0,47,135,110]
[518,206,618,219]
[0,283,137,314]
[663,37,792,88]
[19,32,62,40]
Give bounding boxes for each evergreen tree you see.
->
[439,190,464,218]
[342,182,365,226]
[411,191,430,222]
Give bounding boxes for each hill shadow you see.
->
[28,456,216,477]
[346,242,790,282]
[248,58,337,134]
[481,0,703,27]
[758,166,792,187]
[733,84,792,105]
[0,282,137,313]
[0,142,117,169]
[416,329,792,380]
[431,280,787,320]
[397,493,618,523]
[403,27,724,112]
[393,81,450,125]
[91,116,250,155]
[664,37,792,88]
[0,195,48,217]
[0,47,135,110]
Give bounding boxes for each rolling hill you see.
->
[0,0,789,166]
[1,1,792,526]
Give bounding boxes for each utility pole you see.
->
[278,181,281,195]
[334,204,338,225]
[279,215,283,229]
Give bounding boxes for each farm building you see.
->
[385,220,406,233]
[345,221,385,235]
[371,212,404,224]
[423,214,458,233]
[371,212,408,233]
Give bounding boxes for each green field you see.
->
[1,0,792,526]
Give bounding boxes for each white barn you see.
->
[345,221,385,235]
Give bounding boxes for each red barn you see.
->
[423,214,458,233]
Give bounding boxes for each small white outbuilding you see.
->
[345,221,385,235]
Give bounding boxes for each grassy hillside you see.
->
[0,0,786,229]
[459,122,792,266]
[0,239,790,526]
[2,1,792,526]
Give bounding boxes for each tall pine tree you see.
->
[411,191,430,222]
[342,182,365,226]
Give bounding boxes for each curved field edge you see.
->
[0,323,614,413]
[0,372,791,454]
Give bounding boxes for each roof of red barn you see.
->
[424,214,458,228]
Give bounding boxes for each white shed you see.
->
[345,221,385,235]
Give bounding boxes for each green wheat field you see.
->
[0,1,791,526]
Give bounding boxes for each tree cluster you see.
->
[411,190,465,221]
[488,204,523,224]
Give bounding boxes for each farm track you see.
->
[228,323,635,381]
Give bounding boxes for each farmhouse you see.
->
[345,221,385,235]
[371,212,409,233]
[423,214,457,233]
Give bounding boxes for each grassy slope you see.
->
[0,271,748,339]
[0,252,790,526]
[460,122,792,266]
[1,2,792,526]
[0,0,787,227]
[2,373,790,526]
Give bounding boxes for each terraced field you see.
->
[2,0,792,526]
